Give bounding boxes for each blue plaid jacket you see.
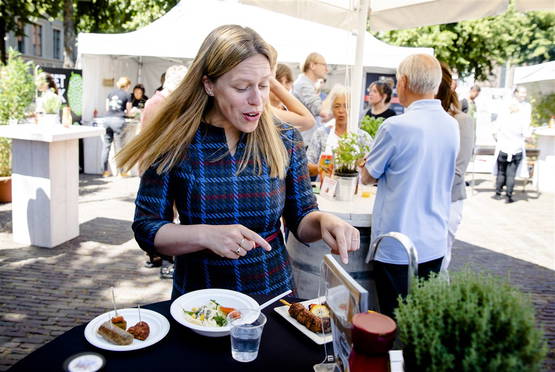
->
[133,122,318,296]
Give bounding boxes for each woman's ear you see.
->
[202,75,214,96]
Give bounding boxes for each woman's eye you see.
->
[235,87,248,92]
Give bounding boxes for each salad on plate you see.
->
[183,300,235,327]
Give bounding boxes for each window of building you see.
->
[17,35,25,54]
[53,29,61,59]
[16,21,25,54]
[32,23,42,57]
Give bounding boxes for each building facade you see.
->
[5,19,64,68]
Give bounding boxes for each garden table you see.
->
[0,124,104,248]
[8,296,327,372]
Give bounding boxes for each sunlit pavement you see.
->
[0,174,553,370]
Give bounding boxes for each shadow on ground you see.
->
[78,174,110,197]
[79,217,133,245]
[467,176,542,201]
[0,210,11,233]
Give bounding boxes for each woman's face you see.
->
[133,88,143,100]
[204,54,272,134]
[368,85,384,105]
[332,94,348,126]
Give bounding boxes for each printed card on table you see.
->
[320,176,337,199]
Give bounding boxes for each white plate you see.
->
[84,308,170,351]
[170,288,259,337]
[274,297,332,345]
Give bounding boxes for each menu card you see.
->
[322,255,368,372]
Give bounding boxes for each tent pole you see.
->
[349,0,370,132]
[138,56,143,83]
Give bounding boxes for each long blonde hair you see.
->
[116,25,289,178]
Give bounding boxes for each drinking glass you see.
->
[227,309,267,363]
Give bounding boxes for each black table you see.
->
[8,296,327,371]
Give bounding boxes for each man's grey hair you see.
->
[397,54,442,95]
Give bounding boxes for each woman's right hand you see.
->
[201,225,272,259]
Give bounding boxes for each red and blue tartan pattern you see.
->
[133,122,318,296]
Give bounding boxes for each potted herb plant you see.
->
[333,132,370,201]
[396,270,547,372]
[0,49,36,202]
[36,71,62,126]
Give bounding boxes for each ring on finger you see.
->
[235,247,242,254]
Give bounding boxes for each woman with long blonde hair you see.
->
[117,25,359,298]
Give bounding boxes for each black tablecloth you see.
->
[9,296,327,372]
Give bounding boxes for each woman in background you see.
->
[269,62,316,132]
[435,62,475,276]
[365,80,396,120]
[307,85,373,177]
[130,84,148,109]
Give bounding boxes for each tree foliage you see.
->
[0,50,37,176]
[374,4,555,80]
[75,0,179,33]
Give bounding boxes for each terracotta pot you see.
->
[0,176,12,203]
[351,312,397,355]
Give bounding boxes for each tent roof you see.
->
[513,61,555,85]
[240,0,554,32]
[77,0,431,69]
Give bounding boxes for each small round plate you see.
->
[170,288,259,337]
[84,308,170,351]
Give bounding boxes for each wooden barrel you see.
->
[286,227,378,309]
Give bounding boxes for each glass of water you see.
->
[227,309,267,363]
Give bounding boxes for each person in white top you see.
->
[492,86,532,203]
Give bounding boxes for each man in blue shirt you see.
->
[361,54,459,318]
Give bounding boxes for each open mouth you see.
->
[242,112,261,121]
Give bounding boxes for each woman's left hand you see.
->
[319,214,360,264]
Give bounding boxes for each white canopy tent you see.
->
[513,61,555,96]
[77,0,432,122]
[241,0,554,127]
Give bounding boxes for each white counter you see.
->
[0,124,105,248]
[316,192,375,228]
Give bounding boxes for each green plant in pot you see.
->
[0,49,36,201]
[396,270,547,372]
[41,91,62,115]
[333,132,369,200]
[333,132,369,176]
[36,71,62,126]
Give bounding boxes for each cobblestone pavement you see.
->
[0,174,553,370]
